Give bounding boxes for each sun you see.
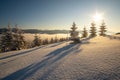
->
[93,12,103,22]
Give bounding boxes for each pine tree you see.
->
[13,26,21,50]
[33,34,42,47]
[19,33,26,49]
[50,38,54,43]
[99,20,107,36]
[82,26,88,38]
[60,38,64,42]
[0,24,26,52]
[13,25,26,50]
[43,38,49,45]
[70,22,80,43]
[90,22,97,37]
[54,36,58,43]
[0,25,14,51]
[0,40,2,52]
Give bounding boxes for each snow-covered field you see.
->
[23,33,68,42]
[0,36,120,80]
[0,33,68,42]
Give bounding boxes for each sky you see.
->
[0,0,120,32]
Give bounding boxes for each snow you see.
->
[0,36,120,80]
[23,33,68,42]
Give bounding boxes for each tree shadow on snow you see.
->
[2,43,82,80]
[48,41,66,47]
[0,46,45,60]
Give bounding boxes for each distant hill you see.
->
[116,32,120,35]
[0,28,70,34]
[23,29,69,34]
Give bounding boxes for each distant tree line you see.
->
[32,35,68,47]
[116,33,120,35]
[0,28,69,34]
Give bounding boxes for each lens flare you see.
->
[93,12,104,22]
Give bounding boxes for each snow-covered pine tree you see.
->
[13,25,26,50]
[19,33,26,49]
[99,20,107,36]
[54,36,58,43]
[60,38,64,42]
[42,39,45,45]
[43,38,49,45]
[82,26,88,38]
[13,25,20,50]
[0,40,2,52]
[50,38,54,43]
[0,25,14,52]
[90,22,97,37]
[70,22,80,43]
[33,34,42,47]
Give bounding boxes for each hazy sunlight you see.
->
[93,12,104,22]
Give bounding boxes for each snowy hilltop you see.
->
[0,36,120,80]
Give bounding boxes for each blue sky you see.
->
[0,0,120,32]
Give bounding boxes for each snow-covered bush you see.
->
[82,27,88,38]
[33,34,42,47]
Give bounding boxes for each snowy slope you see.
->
[0,36,120,80]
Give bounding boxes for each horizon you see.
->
[0,0,120,33]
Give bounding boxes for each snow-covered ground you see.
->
[24,33,68,42]
[0,36,120,80]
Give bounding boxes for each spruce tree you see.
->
[0,40,2,52]
[0,25,26,52]
[54,36,58,43]
[13,25,26,50]
[33,34,42,47]
[0,25,14,51]
[50,38,54,43]
[13,26,20,50]
[90,22,97,37]
[19,33,26,49]
[60,38,64,42]
[99,20,107,36]
[82,26,88,38]
[70,22,80,43]
[43,38,49,45]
